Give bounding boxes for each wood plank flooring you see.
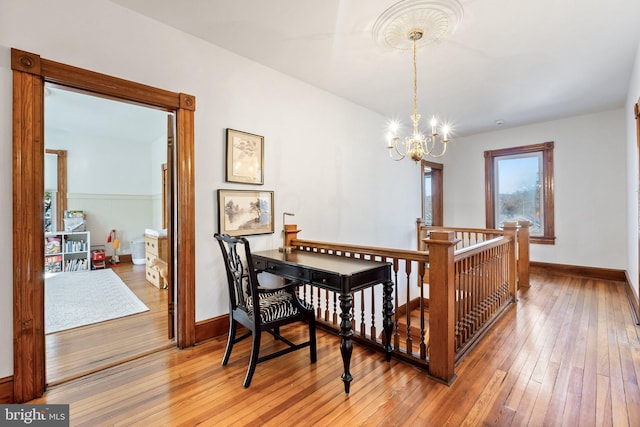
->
[45,263,173,385]
[32,272,640,426]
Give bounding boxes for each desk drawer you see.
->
[265,261,309,281]
[310,271,339,289]
[254,258,267,271]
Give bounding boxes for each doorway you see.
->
[11,48,196,402]
[43,84,174,384]
[421,160,444,226]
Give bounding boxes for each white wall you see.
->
[45,116,167,251]
[0,0,415,377]
[45,128,156,196]
[626,40,640,302]
[443,109,628,270]
[0,0,634,380]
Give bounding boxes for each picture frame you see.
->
[218,189,274,236]
[226,128,264,184]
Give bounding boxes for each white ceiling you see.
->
[106,0,640,137]
[45,84,169,145]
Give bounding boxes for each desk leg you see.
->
[382,280,394,362]
[338,292,353,394]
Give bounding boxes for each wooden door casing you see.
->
[11,48,196,402]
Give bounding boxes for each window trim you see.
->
[484,142,555,244]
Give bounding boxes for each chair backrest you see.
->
[214,233,260,317]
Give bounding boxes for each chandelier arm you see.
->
[387,137,408,161]
[423,135,436,156]
[425,140,448,158]
[388,147,407,161]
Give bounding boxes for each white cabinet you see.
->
[45,231,91,273]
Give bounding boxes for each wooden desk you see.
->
[252,249,393,394]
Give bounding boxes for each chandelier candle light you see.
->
[373,0,464,162]
[388,29,450,161]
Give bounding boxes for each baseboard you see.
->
[195,315,229,344]
[624,271,640,325]
[0,376,14,403]
[531,261,639,325]
[530,261,626,282]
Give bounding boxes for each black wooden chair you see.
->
[214,233,317,387]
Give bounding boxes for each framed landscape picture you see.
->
[218,189,274,236]
[226,128,264,184]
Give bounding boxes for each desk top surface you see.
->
[253,249,390,277]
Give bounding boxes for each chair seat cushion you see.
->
[247,289,310,323]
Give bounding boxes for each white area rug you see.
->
[45,269,149,334]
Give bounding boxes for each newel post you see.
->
[502,222,519,301]
[416,218,424,250]
[516,220,530,287]
[423,231,458,384]
[280,224,301,253]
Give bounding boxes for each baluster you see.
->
[332,292,338,326]
[370,285,376,341]
[458,258,464,345]
[405,259,413,354]
[462,257,469,345]
[475,251,481,330]
[360,289,366,337]
[316,286,322,318]
[393,258,400,350]
[485,249,491,323]
[482,249,489,325]
[324,289,330,322]
[468,257,474,339]
[419,260,427,359]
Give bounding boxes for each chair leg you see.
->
[222,318,237,366]
[243,331,261,388]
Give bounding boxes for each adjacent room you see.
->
[43,84,174,384]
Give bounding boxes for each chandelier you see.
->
[373,0,464,162]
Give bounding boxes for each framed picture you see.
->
[226,128,264,184]
[218,189,274,236]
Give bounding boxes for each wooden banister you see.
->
[517,220,530,287]
[422,231,459,384]
[502,222,519,300]
[292,223,520,385]
[292,238,430,263]
[416,220,530,288]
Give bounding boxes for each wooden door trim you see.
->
[11,48,196,402]
[45,149,67,231]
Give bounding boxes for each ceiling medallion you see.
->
[372,0,464,50]
[374,0,464,162]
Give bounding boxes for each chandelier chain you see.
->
[413,32,418,119]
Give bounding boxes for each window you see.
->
[484,142,555,244]
[422,160,443,226]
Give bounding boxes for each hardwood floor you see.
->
[45,263,173,385]
[33,272,640,426]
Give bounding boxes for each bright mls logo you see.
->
[1,404,69,426]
